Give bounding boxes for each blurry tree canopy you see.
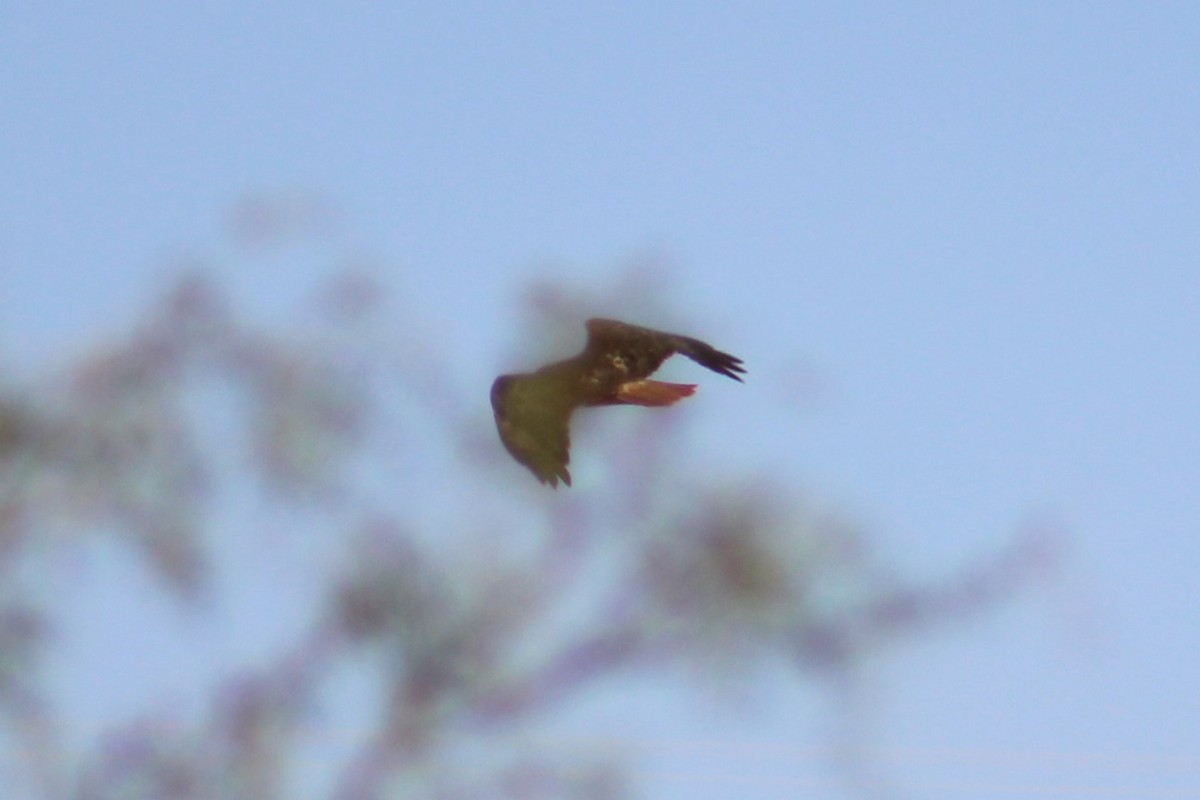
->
[0,204,1058,800]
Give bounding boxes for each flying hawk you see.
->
[491,318,745,487]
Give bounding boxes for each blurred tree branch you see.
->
[0,206,1061,799]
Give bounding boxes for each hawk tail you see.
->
[615,380,697,406]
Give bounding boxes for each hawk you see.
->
[491,318,745,487]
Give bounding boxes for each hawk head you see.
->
[490,374,516,416]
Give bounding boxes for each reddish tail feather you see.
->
[615,380,698,407]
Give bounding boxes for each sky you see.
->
[3,3,1199,798]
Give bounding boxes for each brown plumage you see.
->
[491,318,745,487]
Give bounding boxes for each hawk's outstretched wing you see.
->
[582,318,746,382]
[490,374,575,487]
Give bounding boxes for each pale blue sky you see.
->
[3,3,1198,797]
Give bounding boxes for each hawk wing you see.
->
[583,318,746,382]
[491,374,575,487]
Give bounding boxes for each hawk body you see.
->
[491,318,745,487]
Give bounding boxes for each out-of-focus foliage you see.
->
[0,200,1059,800]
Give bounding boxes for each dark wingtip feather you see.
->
[541,466,572,488]
[715,353,747,382]
[686,339,746,382]
[700,345,744,381]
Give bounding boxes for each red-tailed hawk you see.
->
[491,318,745,487]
